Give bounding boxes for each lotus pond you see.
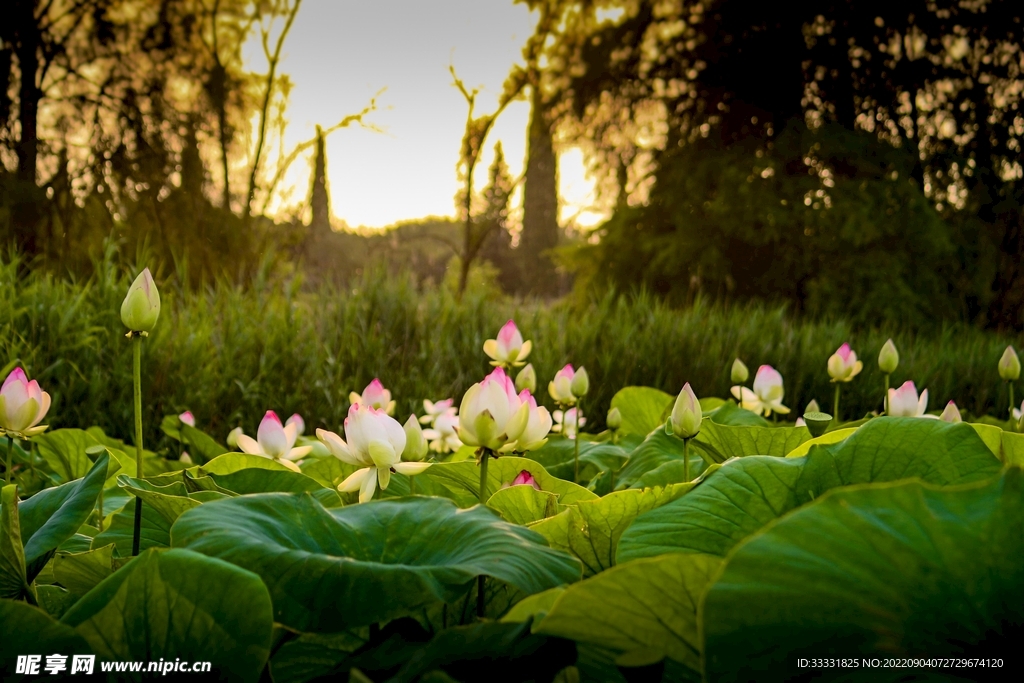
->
[1,289,1022,682]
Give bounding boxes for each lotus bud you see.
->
[731,358,749,384]
[805,399,820,413]
[457,368,530,452]
[570,366,590,397]
[402,414,429,462]
[515,363,537,394]
[120,268,161,333]
[998,346,1020,381]
[506,470,541,491]
[887,381,929,418]
[0,367,51,437]
[483,320,533,368]
[227,426,243,449]
[179,451,192,464]
[607,406,622,430]
[548,365,577,405]
[286,413,305,436]
[669,383,702,439]
[179,411,196,428]
[878,339,899,375]
[940,401,962,423]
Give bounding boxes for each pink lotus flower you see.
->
[179,411,196,427]
[503,470,541,491]
[552,407,586,439]
[423,410,462,454]
[731,365,790,416]
[940,400,962,423]
[0,367,51,437]
[548,364,579,405]
[286,413,305,436]
[236,411,313,472]
[887,381,931,418]
[419,398,454,424]
[350,378,396,415]
[516,390,552,451]
[457,367,530,452]
[318,403,431,503]
[483,320,532,368]
[827,343,863,382]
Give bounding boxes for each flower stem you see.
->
[683,437,690,482]
[478,449,490,505]
[5,436,12,486]
[884,374,890,415]
[1010,382,1016,420]
[573,401,581,483]
[833,383,841,425]
[131,335,144,557]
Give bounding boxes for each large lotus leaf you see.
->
[704,402,771,427]
[268,631,368,683]
[968,422,1003,458]
[91,500,170,556]
[52,544,114,596]
[784,427,857,458]
[32,429,100,482]
[702,470,1024,683]
[179,424,228,464]
[615,427,710,490]
[16,453,108,580]
[61,548,273,682]
[487,485,562,525]
[300,454,360,489]
[691,420,809,463]
[198,453,341,506]
[1002,431,1024,467]
[792,416,1001,501]
[170,493,583,632]
[618,418,1002,563]
[610,386,673,436]
[421,456,597,508]
[530,553,722,673]
[528,437,629,483]
[115,475,227,524]
[0,600,91,680]
[531,481,697,576]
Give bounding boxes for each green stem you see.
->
[5,436,12,486]
[833,383,841,425]
[409,475,416,496]
[573,401,581,484]
[97,485,104,533]
[478,450,490,505]
[1010,382,1016,421]
[884,374,890,415]
[683,438,690,482]
[131,336,144,557]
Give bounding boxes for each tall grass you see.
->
[2,255,1021,450]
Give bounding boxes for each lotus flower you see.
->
[878,339,899,374]
[515,364,537,394]
[120,268,161,334]
[804,399,820,413]
[731,359,749,384]
[349,378,396,415]
[423,410,462,453]
[827,344,863,382]
[483,320,532,368]
[940,401,962,423]
[731,365,790,416]
[457,367,529,452]
[669,383,702,439]
[419,398,454,424]
[502,470,541,491]
[227,426,243,449]
[515,390,552,451]
[286,413,305,436]
[235,411,313,472]
[552,407,586,439]
[887,381,932,418]
[549,364,580,405]
[998,346,1021,381]
[0,368,51,437]
[1013,400,1023,423]
[317,403,430,503]
[179,411,196,427]
[795,417,806,427]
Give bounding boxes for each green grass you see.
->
[1,255,1021,450]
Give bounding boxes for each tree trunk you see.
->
[309,125,331,232]
[519,86,559,294]
[11,0,43,257]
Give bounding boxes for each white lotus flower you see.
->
[886,381,935,418]
[317,403,430,503]
[349,378,396,415]
[0,367,51,438]
[731,365,790,416]
[457,367,529,452]
[552,407,585,439]
[548,364,581,405]
[419,398,454,424]
[940,401,962,423]
[235,411,313,472]
[515,390,552,451]
[286,413,305,436]
[423,410,463,453]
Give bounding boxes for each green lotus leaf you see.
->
[170,493,582,632]
[421,456,596,508]
[702,469,1024,682]
[198,453,341,506]
[486,485,562,525]
[615,427,710,490]
[609,386,674,436]
[91,500,170,556]
[61,548,273,682]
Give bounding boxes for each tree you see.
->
[308,124,331,233]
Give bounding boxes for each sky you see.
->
[254,0,603,230]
